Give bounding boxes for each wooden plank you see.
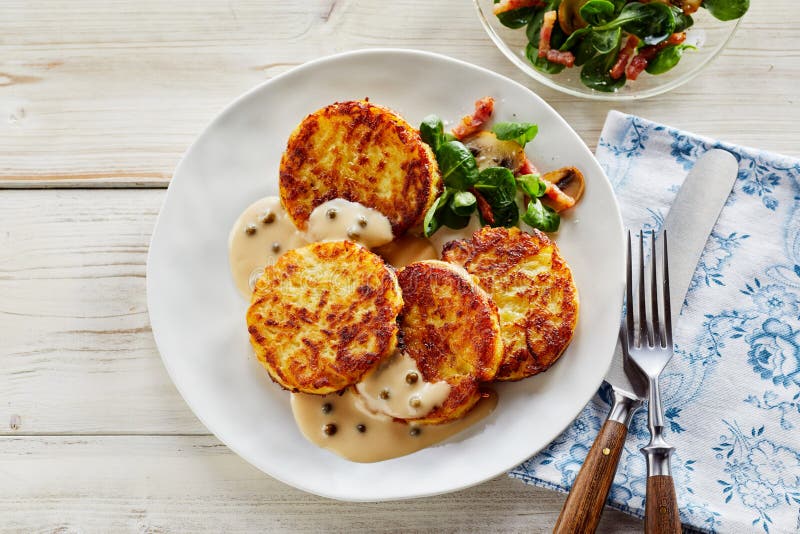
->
[0,189,206,434]
[0,435,642,533]
[1,0,798,187]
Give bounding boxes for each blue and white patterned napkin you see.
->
[510,111,800,534]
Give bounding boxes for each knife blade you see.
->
[553,149,738,534]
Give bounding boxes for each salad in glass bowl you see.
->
[476,0,749,99]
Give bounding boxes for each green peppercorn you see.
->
[260,210,276,224]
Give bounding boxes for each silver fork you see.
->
[621,230,681,534]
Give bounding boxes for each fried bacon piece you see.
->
[543,181,576,212]
[469,187,495,225]
[452,97,495,141]
[610,35,640,80]
[674,0,701,15]
[626,55,649,80]
[538,11,575,66]
[625,32,686,81]
[546,49,576,67]
[493,0,546,15]
[518,153,540,176]
[538,10,557,57]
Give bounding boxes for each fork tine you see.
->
[625,231,634,348]
[638,231,650,347]
[663,230,673,347]
[651,230,661,347]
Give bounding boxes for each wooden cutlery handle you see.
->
[553,420,627,534]
[645,475,681,534]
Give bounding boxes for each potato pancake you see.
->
[442,226,578,381]
[247,240,403,394]
[396,260,503,424]
[279,100,442,237]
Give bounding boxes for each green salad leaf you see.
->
[591,27,622,54]
[474,167,520,228]
[522,198,560,232]
[491,122,539,147]
[497,7,538,29]
[419,115,445,152]
[703,0,749,22]
[580,44,627,92]
[645,44,697,75]
[516,174,548,198]
[451,190,477,216]
[671,6,694,32]
[423,189,451,237]
[618,2,675,45]
[579,0,617,26]
[437,140,479,190]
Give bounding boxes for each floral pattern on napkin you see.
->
[510,111,800,534]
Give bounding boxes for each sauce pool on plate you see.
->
[291,388,497,463]
[228,197,307,298]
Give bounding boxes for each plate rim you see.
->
[146,47,624,502]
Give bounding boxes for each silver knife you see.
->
[553,149,739,534]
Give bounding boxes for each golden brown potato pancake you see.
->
[396,260,503,424]
[279,100,442,238]
[442,226,578,380]
[247,240,403,394]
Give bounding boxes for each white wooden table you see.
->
[1,1,797,531]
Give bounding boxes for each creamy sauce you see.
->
[307,198,393,248]
[355,351,450,419]
[228,197,307,298]
[229,196,439,301]
[375,234,439,268]
[291,388,497,463]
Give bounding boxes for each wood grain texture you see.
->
[1,0,798,187]
[0,435,642,533]
[645,475,682,534]
[0,189,205,434]
[553,420,629,534]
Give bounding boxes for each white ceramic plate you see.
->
[147,49,624,502]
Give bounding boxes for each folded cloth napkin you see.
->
[510,111,800,534]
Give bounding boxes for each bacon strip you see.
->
[610,35,639,80]
[625,32,686,81]
[536,11,574,66]
[493,0,546,15]
[543,181,576,212]
[626,55,649,81]
[666,32,687,45]
[470,187,495,225]
[451,96,495,141]
[546,49,576,67]
[518,153,540,177]
[676,0,701,15]
[538,10,557,58]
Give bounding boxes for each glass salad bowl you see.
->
[475,0,743,100]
